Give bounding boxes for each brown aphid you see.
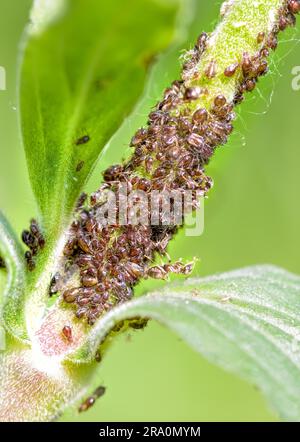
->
[288,0,300,14]
[62,325,72,342]
[147,265,168,280]
[205,60,217,79]
[184,86,201,100]
[76,160,85,172]
[214,94,227,108]
[266,34,278,50]
[81,275,98,287]
[76,135,90,145]
[63,288,78,303]
[187,133,204,149]
[78,396,96,413]
[195,32,208,52]
[75,192,87,212]
[63,237,77,256]
[241,52,252,75]
[257,31,265,44]
[245,79,256,92]
[130,128,147,147]
[278,15,288,30]
[224,62,239,77]
[103,164,123,182]
[192,108,208,123]
[0,257,5,269]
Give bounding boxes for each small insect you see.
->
[78,386,106,413]
[192,108,208,124]
[62,325,72,342]
[0,256,5,268]
[266,33,278,50]
[76,160,85,172]
[205,60,217,79]
[257,31,265,44]
[214,94,227,108]
[75,192,87,211]
[76,135,90,145]
[245,79,256,92]
[184,86,201,100]
[147,265,168,280]
[224,62,239,77]
[49,273,60,296]
[63,288,78,303]
[288,0,300,14]
[25,251,35,271]
[195,32,208,53]
[103,164,123,182]
[95,350,102,363]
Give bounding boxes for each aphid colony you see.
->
[23,1,299,326]
[21,219,45,271]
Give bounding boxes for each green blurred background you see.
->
[1,0,300,422]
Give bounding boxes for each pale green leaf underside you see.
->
[0,212,28,342]
[20,0,179,241]
[68,265,300,421]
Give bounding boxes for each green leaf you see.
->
[0,211,28,342]
[19,0,180,241]
[67,265,300,421]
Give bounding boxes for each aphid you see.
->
[63,237,77,256]
[93,386,106,399]
[62,325,72,342]
[147,265,168,280]
[76,135,90,145]
[187,133,204,149]
[205,60,217,79]
[63,288,78,303]
[195,32,208,53]
[78,396,95,413]
[241,52,252,75]
[78,386,106,413]
[266,33,278,50]
[257,31,265,44]
[25,251,35,271]
[192,108,208,123]
[103,164,123,182]
[214,94,227,108]
[130,128,147,147]
[129,318,148,330]
[77,236,91,254]
[49,273,60,296]
[288,0,300,14]
[0,256,5,268]
[184,86,201,100]
[245,79,256,92]
[278,15,288,31]
[81,275,98,287]
[21,230,36,249]
[75,192,87,211]
[224,62,239,77]
[95,350,102,362]
[76,160,85,172]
